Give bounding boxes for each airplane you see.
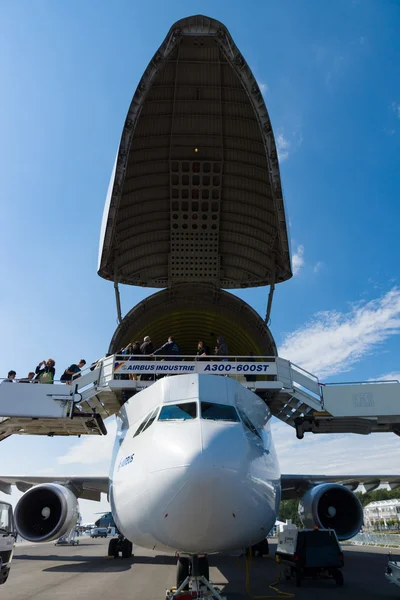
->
[2,372,400,588]
[1,14,399,597]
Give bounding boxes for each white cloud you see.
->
[273,419,400,475]
[276,132,290,162]
[275,129,303,162]
[279,288,400,379]
[258,82,268,96]
[313,261,324,274]
[58,419,117,466]
[370,372,400,382]
[392,102,400,119]
[292,245,304,275]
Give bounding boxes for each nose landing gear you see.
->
[107,535,133,559]
[166,554,225,600]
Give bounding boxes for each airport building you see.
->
[364,499,400,528]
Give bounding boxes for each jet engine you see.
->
[14,483,79,542]
[298,483,363,540]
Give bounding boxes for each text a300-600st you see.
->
[114,361,276,374]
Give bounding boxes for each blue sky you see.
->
[0,1,400,520]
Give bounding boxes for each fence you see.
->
[351,532,400,547]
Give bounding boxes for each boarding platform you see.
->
[0,356,399,440]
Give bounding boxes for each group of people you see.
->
[197,336,228,359]
[115,335,230,385]
[2,359,87,385]
[117,335,228,361]
[2,335,233,385]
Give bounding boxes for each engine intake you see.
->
[298,483,363,540]
[14,483,79,542]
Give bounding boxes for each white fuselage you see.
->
[109,374,280,554]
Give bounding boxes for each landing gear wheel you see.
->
[248,539,269,557]
[108,538,118,557]
[332,569,344,586]
[177,557,190,589]
[121,539,133,558]
[198,556,209,580]
[256,539,269,556]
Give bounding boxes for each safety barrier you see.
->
[351,532,400,547]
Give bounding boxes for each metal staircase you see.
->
[0,355,399,440]
[266,358,323,427]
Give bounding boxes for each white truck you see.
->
[0,501,16,584]
[90,526,108,538]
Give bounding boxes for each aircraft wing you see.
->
[281,474,400,500]
[0,475,109,501]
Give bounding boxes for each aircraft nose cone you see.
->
[151,461,243,553]
[147,420,276,553]
[149,458,274,553]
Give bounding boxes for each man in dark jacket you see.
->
[60,360,86,384]
[140,336,154,356]
[140,336,154,381]
[215,336,228,358]
[153,336,182,360]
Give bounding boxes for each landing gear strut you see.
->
[107,535,133,559]
[249,538,269,557]
[167,555,225,600]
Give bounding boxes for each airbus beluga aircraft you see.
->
[1,14,399,593]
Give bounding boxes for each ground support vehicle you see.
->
[0,501,16,584]
[386,555,400,588]
[275,525,344,587]
[90,527,108,538]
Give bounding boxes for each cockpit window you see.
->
[158,402,197,421]
[141,407,159,433]
[133,406,159,438]
[201,402,239,422]
[237,407,262,439]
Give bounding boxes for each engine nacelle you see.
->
[298,483,363,540]
[14,483,79,542]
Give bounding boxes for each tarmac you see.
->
[3,538,399,599]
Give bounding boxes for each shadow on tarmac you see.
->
[13,552,177,574]
[14,554,134,573]
[13,543,400,597]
